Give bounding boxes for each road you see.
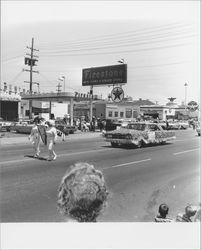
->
[0,129,200,222]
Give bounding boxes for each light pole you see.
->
[58,76,66,92]
[184,83,188,114]
[117,58,125,64]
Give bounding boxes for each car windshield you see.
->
[126,123,146,131]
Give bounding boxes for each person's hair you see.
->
[185,205,196,217]
[158,203,169,218]
[57,162,108,222]
[33,116,40,124]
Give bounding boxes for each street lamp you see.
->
[184,83,188,113]
[58,76,66,92]
[117,58,125,64]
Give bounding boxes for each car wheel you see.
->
[137,140,142,148]
[111,142,118,147]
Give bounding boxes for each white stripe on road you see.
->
[173,148,200,155]
[174,138,199,142]
[58,148,113,158]
[103,158,151,170]
[0,148,114,166]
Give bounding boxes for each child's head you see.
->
[185,205,196,218]
[158,203,169,218]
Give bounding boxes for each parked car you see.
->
[0,119,12,132]
[10,122,33,134]
[55,120,77,135]
[178,121,189,129]
[167,120,180,130]
[104,122,176,148]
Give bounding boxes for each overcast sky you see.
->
[1,1,200,105]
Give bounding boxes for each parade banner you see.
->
[82,64,127,86]
[37,125,47,145]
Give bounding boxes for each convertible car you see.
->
[104,122,176,148]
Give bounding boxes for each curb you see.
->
[0,131,103,146]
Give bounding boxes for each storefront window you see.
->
[133,110,138,118]
[125,110,132,118]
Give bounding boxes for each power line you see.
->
[39,41,192,57]
[2,55,24,63]
[37,22,193,47]
[39,27,196,52]
[39,34,196,55]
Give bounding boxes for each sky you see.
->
[1,1,200,105]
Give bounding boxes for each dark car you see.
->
[55,120,77,135]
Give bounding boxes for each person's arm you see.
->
[53,127,58,143]
[28,128,34,140]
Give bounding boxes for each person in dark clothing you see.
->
[155,203,173,222]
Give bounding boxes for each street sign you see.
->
[187,101,199,112]
[82,64,127,86]
[111,87,124,103]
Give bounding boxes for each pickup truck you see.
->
[104,122,176,148]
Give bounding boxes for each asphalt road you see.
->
[0,129,200,222]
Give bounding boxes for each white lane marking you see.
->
[0,148,114,166]
[103,158,151,170]
[174,138,199,142]
[58,148,112,158]
[173,148,200,155]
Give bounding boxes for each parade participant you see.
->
[46,119,57,161]
[28,117,41,158]
[155,203,173,222]
[176,205,197,222]
[57,162,108,222]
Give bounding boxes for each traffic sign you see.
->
[187,101,199,112]
[111,87,124,103]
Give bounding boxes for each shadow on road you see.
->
[24,155,47,161]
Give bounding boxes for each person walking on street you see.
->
[28,117,41,158]
[46,120,57,161]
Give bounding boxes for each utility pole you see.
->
[56,82,62,94]
[90,86,93,122]
[24,38,39,119]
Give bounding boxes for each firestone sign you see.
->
[82,64,127,86]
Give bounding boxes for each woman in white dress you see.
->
[46,120,57,161]
[28,117,41,158]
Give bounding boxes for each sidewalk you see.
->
[0,130,103,146]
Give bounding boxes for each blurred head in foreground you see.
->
[57,162,108,222]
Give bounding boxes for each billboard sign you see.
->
[82,64,127,86]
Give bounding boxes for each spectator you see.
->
[194,204,201,222]
[57,162,108,222]
[155,203,173,222]
[46,120,57,161]
[176,205,197,222]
